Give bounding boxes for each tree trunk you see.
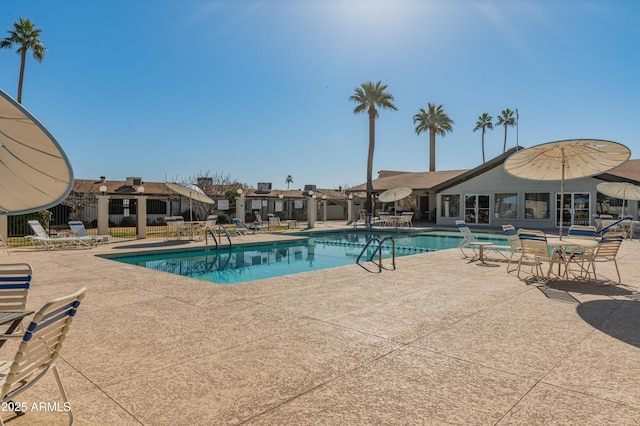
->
[481,127,486,163]
[366,107,376,213]
[17,48,27,104]
[429,127,436,172]
[503,126,507,153]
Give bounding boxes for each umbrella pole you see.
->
[559,152,566,240]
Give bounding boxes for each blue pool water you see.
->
[106,230,507,285]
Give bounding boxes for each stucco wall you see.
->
[436,164,635,229]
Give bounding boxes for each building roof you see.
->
[347,149,640,194]
[346,169,468,193]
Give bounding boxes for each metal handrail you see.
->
[356,236,396,272]
[205,226,232,249]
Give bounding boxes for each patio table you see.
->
[546,237,599,280]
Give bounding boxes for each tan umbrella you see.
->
[378,186,412,215]
[596,182,640,216]
[504,139,630,238]
[0,89,73,215]
[165,182,215,221]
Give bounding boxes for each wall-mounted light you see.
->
[278,193,284,199]
[237,188,243,196]
[99,185,107,195]
[137,186,145,194]
[322,195,327,200]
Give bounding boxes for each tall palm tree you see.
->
[0,18,46,104]
[473,113,493,163]
[495,108,516,153]
[285,175,293,190]
[413,103,454,172]
[350,81,398,213]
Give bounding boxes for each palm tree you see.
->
[350,81,398,213]
[413,103,454,172]
[285,175,293,190]
[0,18,46,104]
[473,113,493,163]
[495,108,516,153]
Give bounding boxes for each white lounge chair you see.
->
[0,287,86,426]
[27,220,93,249]
[165,216,187,240]
[232,218,265,235]
[68,221,108,244]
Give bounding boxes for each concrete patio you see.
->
[1,226,639,425]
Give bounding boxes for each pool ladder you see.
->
[356,236,396,272]
[205,226,232,250]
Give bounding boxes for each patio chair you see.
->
[397,212,414,227]
[516,229,565,282]
[0,287,86,426]
[26,220,93,250]
[374,212,392,227]
[501,224,522,273]
[68,221,108,245]
[567,225,597,239]
[0,263,32,334]
[232,218,265,235]
[588,232,625,283]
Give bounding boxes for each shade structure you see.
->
[596,182,640,216]
[378,186,412,215]
[504,139,630,238]
[0,89,74,215]
[165,182,215,221]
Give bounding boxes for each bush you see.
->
[120,216,136,227]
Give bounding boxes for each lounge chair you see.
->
[455,220,480,257]
[68,221,108,244]
[232,218,265,235]
[0,287,86,426]
[254,212,268,227]
[567,225,597,239]
[0,235,7,256]
[165,216,187,240]
[27,220,93,249]
[0,263,32,334]
[516,229,565,281]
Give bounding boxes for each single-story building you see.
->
[347,147,640,229]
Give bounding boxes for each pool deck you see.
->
[1,223,639,425]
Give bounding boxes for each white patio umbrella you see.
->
[504,139,630,239]
[378,186,412,215]
[165,182,215,221]
[596,182,640,217]
[0,89,73,215]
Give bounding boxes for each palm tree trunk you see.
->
[17,48,27,104]
[503,126,507,153]
[429,128,436,172]
[481,127,486,163]
[366,108,376,213]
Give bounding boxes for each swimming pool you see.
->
[105,230,507,285]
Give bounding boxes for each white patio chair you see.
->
[0,288,86,426]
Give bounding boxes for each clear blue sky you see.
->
[1,0,638,190]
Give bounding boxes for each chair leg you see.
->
[52,364,74,425]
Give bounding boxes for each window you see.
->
[524,193,550,219]
[596,192,623,217]
[440,194,460,217]
[147,199,166,215]
[109,198,137,215]
[494,193,517,219]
